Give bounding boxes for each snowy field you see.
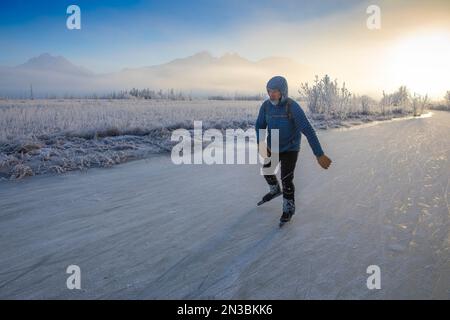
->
[0,99,415,180]
[0,110,448,299]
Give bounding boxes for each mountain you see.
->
[164,51,217,67]
[0,53,96,97]
[16,53,93,76]
[0,52,313,97]
[113,51,313,95]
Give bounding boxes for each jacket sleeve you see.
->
[292,103,324,157]
[255,102,267,144]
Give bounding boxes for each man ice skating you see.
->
[256,76,332,226]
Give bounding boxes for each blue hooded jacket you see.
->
[255,76,324,156]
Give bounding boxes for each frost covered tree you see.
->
[445,91,450,107]
[411,93,429,116]
[356,95,377,115]
[299,75,352,118]
[380,86,410,115]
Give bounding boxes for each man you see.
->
[256,76,332,226]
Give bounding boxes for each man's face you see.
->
[268,88,282,101]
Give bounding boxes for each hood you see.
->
[266,76,288,104]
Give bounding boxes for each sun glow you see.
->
[385,30,450,98]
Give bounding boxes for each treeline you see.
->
[207,93,267,101]
[0,88,268,101]
[96,88,193,100]
[429,90,450,111]
[0,88,194,100]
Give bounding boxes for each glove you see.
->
[317,154,332,169]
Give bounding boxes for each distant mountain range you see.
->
[15,53,94,76]
[0,51,314,97]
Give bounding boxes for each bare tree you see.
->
[445,91,450,107]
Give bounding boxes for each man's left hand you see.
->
[317,154,332,169]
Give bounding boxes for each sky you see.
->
[0,0,449,98]
[0,0,362,71]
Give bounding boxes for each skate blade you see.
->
[257,192,282,206]
[279,216,293,227]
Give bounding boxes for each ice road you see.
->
[0,111,449,299]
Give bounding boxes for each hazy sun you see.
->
[385,30,450,99]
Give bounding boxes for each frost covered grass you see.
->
[0,99,259,142]
[0,98,414,180]
[0,99,259,179]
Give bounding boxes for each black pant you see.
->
[262,150,299,200]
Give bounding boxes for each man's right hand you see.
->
[258,142,270,158]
